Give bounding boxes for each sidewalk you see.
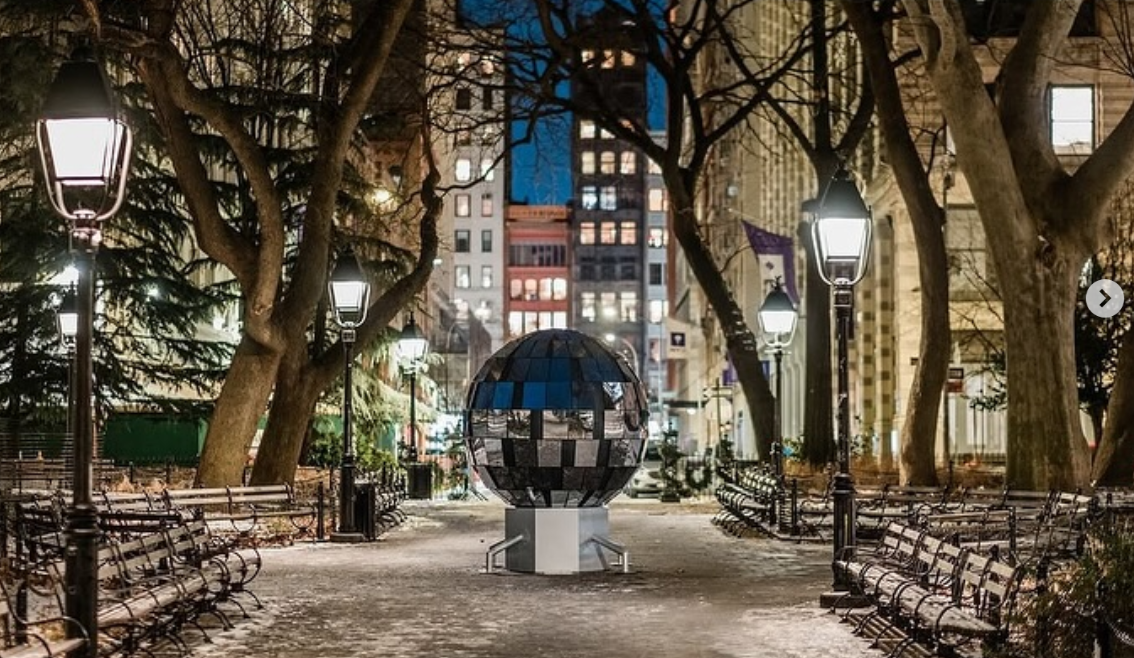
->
[192,498,881,658]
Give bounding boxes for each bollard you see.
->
[128,462,135,484]
[316,481,326,542]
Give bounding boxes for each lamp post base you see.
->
[329,531,366,543]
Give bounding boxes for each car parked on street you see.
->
[624,441,664,498]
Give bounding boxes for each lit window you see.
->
[455,130,471,146]
[525,279,538,301]
[648,299,666,324]
[480,58,495,76]
[602,50,616,68]
[648,188,667,212]
[619,222,637,245]
[455,194,471,217]
[481,159,495,181]
[457,52,472,69]
[620,292,639,322]
[1051,85,1094,153]
[599,127,613,139]
[510,279,523,300]
[552,278,567,301]
[455,266,471,289]
[581,186,598,210]
[581,293,596,321]
[455,158,472,182]
[648,158,662,174]
[600,151,616,174]
[508,311,523,336]
[581,151,596,174]
[539,278,554,300]
[481,230,493,253]
[600,292,617,319]
[481,265,494,288]
[621,51,636,67]
[552,311,567,329]
[481,193,494,216]
[579,222,596,244]
[600,186,617,210]
[600,222,617,244]
[581,49,596,65]
[580,121,596,139]
[620,152,636,175]
[455,230,470,252]
[648,227,667,248]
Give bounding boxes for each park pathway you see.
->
[191,498,881,658]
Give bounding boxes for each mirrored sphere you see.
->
[464,329,649,507]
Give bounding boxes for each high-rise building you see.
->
[433,22,508,354]
[570,9,651,390]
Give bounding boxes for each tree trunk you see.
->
[899,253,948,486]
[841,0,950,487]
[1001,249,1091,490]
[249,350,321,485]
[667,187,776,458]
[195,338,281,487]
[1091,333,1134,486]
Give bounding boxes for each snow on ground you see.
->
[187,498,883,658]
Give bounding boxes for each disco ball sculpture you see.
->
[465,329,649,508]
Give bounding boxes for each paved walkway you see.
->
[193,498,881,658]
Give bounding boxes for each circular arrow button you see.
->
[1086,279,1125,319]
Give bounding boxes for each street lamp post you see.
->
[758,278,798,482]
[396,314,429,465]
[812,167,872,595]
[328,248,370,543]
[36,49,132,658]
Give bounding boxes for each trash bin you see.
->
[354,483,376,540]
[406,463,433,500]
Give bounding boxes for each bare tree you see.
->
[86,0,439,485]
[894,0,1134,488]
[843,1,950,485]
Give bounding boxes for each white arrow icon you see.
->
[1087,279,1125,319]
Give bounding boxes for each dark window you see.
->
[620,263,636,280]
[580,264,595,280]
[482,87,494,110]
[481,230,493,253]
[455,88,472,110]
[455,230,470,253]
[649,263,663,285]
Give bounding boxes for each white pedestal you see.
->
[503,507,613,574]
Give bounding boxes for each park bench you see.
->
[1018,491,1092,564]
[162,484,317,535]
[858,484,952,537]
[712,468,780,536]
[21,516,254,656]
[921,508,1017,556]
[0,577,88,658]
[834,521,1020,657]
